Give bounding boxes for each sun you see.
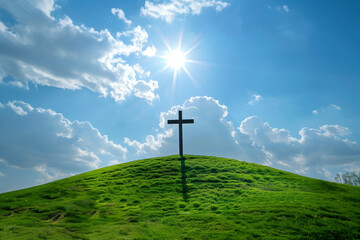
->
[166,49,186,69]
[157,32,204,93]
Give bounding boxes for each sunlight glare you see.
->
[157,32,204,96]
[166,49,185,69]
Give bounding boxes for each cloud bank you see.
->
[0,0,158,102]
[0,101,127,182]
[125,96,360,180]
[1,97,359,191]
[141,0,229,23]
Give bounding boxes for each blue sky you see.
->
[0,0,359,193]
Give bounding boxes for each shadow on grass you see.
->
[180,157,188,201]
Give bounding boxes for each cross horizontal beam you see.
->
[168,119,194,124]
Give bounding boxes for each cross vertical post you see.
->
[179,110,183,157]
[167,110,194,158]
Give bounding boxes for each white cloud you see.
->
[328,104,341,111]
[248,94,262,105]
[111,8,132,25]
[321,167,332,179]
[320,125,351,137]
[313,104,341,115]
[240,116,297,145]
[282,5,289,13]
[241,116,360,177]
[0,21,6,31]
[28,0,58,18]
[0,171,4,177]
[142,45,157,57]
[108,160,120,166]
[125,96,360,181]
[133,80,159,103]
[0,100,127,183]
[34,165,68,183]
[268,5,290,13]
[0,0,157,102]
[125,134,168,155]
[141,0,229,23]
[7,101,32,115]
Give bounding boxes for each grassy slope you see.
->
[0,155,359,240]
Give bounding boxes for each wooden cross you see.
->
[167,110,194,158]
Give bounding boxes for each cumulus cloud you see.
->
[111,8,132,25]
[133,80,159,103]
[125,134,168,155]
[28,0,58,18]
[320,125,351,137]
[0,0,158,102]
[240,116,360,178]
[0,101,127,182]
[125,96,360,180]
[142,45,157,57]
[248,94,262,105]
[141,0,229,23]
[125,96,268,162]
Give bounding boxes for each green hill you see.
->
[1,155,359,239]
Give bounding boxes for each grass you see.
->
[0,155,359,239]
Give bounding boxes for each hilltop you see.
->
[0,155,359,239]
